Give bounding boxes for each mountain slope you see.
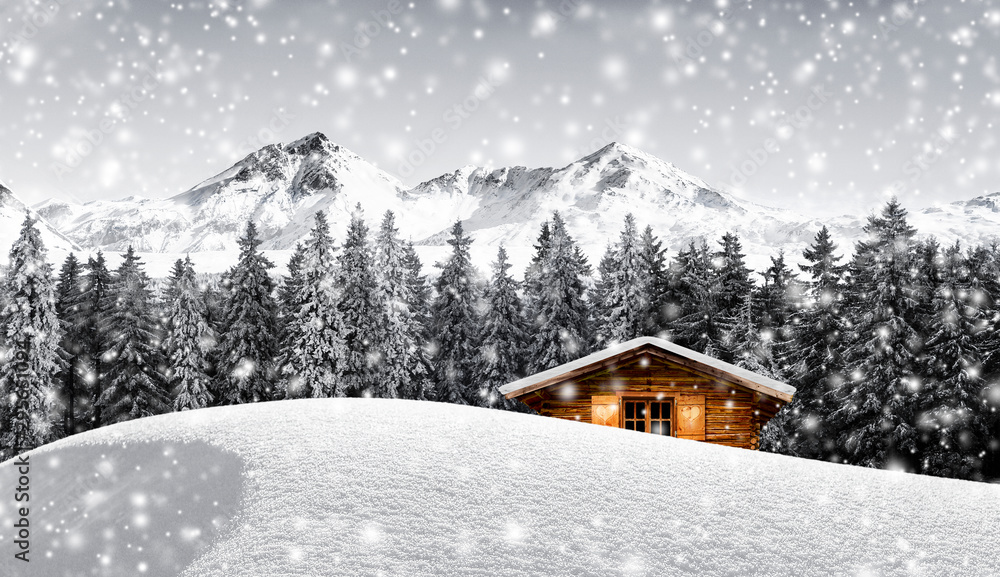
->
[1,398,997,576]
[0,181,82,266]
[35,133,446,254]
[29,135,1000,276]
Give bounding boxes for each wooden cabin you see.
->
[499,337,795,450]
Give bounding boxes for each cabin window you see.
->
[622,399,673,436]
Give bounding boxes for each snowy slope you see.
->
[0,181,82,266]
[1,399,997,576]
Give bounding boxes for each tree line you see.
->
[1,199,998,482]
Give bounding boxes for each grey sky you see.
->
[1,0,998,217]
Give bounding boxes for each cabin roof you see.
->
[499,336,796,402]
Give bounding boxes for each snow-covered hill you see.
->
[0,399,997,576]
[27,134,1000,276]
[0,181,82,266]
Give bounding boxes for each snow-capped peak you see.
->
[572,141,712,192]
[956,191,1000,212]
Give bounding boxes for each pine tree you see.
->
[217,221,279,404]
[96,247,170,425]
[639,225,670,336]
[374,211,427,399]
[0,214,62,458]
[917,244,991,479]
[526,213,591,372]
[756,251,799,338]
[523,220,552,332]
[278,243,306,325]
[163,258,188,304]
[275,242,307,398]
[671,240,724,355]
[715,231,754,324]
[474,246,527,408]
[77,252,114,429]
[595,214,649,346]
[165,257,214,411]
[337,205,384,396]
[728,292,775,376]
[430,221,481,404]
[402,241,434,400]
[281,212,348,398]
[55,253,87,436]
[763,226,846,460]
[834,199,923,470]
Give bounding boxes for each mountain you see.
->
[28,134,1000,276]
[0,180,82,266]
[35,133,427,253]
[2,398,997,575]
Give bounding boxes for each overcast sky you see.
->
[1,0,998,217]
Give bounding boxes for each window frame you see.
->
[618,393,677,437]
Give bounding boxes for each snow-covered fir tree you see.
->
[217,221,279,404]
[755,251,799,340]
[639,225,670,336]
[522,220,551,333]
[762,226,847,460]
[715,232,754,313]
[834,199,923,470]
[595,214,649,346]
[374,211,428,399]
[670,239,724,356]
[278,243,306,335]
[525,213,591,372]
[75,252,114,429]
[55,253,87,436]
[474,246,528,409]
[917,243,991,479]
[402,241,434,400]
[430,221,481,404]
[727,292,775,377]
[164,257,214,411]
[0,214,63,458]
[95,247,170,425]
[337,205,385,396]
[281,211,348,398]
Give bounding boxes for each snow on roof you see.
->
[4,398,997,575]
[499,336,796,398]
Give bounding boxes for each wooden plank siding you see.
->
[521,354,784,449]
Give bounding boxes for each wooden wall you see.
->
[515,353,786,450]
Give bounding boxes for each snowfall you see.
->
[1,399,998,576]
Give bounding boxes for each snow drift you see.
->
[1,399,998,576]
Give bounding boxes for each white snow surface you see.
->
[1,398,998,576]
[500,336,796,399]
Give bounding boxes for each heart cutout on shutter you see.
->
[681,406,702,421]
[594,404,615,424]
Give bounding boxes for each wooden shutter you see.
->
[591,395,620,427]
[676,394,705,440]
